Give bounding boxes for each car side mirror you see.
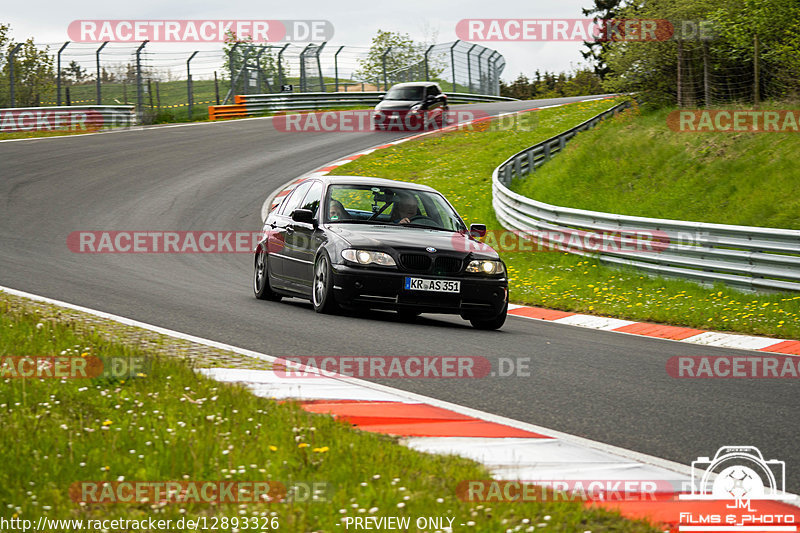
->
[469,224,487,238]
[291,208,315,225]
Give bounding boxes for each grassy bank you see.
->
[328,99,800,339]
[0,293,659,532]
[512,103,800,230]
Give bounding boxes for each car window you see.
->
[384,86,424,101]
[325,184,466,232]
[300,181,324,217]
[278,181,312,216]
[428,85,441,96]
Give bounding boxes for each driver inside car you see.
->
[328,199,351,221]
[391,193,420,224]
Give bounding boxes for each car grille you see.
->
[433,256,463,275]
[400,253,432,271]
[399,253,463,274]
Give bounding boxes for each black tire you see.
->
[312,251,339,314]
[469,302,507,330]
[254,250,282,301]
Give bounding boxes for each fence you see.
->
[492,101,800,292]
[1,40,505,123]
[0,105,136,133]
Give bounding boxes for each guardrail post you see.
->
[299,43,313,92]
[488,52,499,96]
[228,42,240,94]
[449,41,460,92]
[187,51,199,120]
[95,41,108,105]
[135,41,148,121]
[424,45,434,80]
[277,43,289,89]
[253,46,266,94]
[56,41,69,106]
[466,44,477,93]
[381,46,392,90]
[334,45,344,92]
[8,43,23,108]
[527,151,536,173]
[316,42,327,92]
[477,48,487,94]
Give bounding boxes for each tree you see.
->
[62,60,88,84]
[581,0,624,79]
[223,31,287,91]
[0,24,55,107]
[601,0,800,107]
[500,69,603,99]
[354,30,430,85]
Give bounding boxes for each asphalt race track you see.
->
[2,96,798,491]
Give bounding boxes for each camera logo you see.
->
[683,446,786,501]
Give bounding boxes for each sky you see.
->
[4,0,596,82]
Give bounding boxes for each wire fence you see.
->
[0,40,505,123]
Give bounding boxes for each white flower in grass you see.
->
[396,502,405,509]
[368,507,378,514]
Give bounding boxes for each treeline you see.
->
[594,0,800,107]
[0,23,54,107]
[500,69,603,99]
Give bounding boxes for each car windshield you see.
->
[384,86,424,101]
[325,184,466,232]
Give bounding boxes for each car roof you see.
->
[308,175,438,192]
[387,81,440,89]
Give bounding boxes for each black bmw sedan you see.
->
[254,176,508,330]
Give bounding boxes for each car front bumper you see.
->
[331,263,508,318]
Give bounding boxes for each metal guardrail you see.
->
[0,105,136,133]
[208,92,516,120]
[492,101,800,292]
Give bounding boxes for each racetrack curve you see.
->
[2,95,798,490]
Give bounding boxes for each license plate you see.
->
[404,277,460,293]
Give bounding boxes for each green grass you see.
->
[512,102,800,230]
[0,296,660,532]
[328,99,800,339]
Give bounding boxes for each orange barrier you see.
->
[207,104,248,120]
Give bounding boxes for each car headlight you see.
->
[342,249,396,266]
[466,260,504,275]
[410,104,422,113]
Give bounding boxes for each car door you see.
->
[269,181,312,285]
[283,180,324,293]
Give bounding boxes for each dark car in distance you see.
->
[372,82,449,130]
[254,176,508,329]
